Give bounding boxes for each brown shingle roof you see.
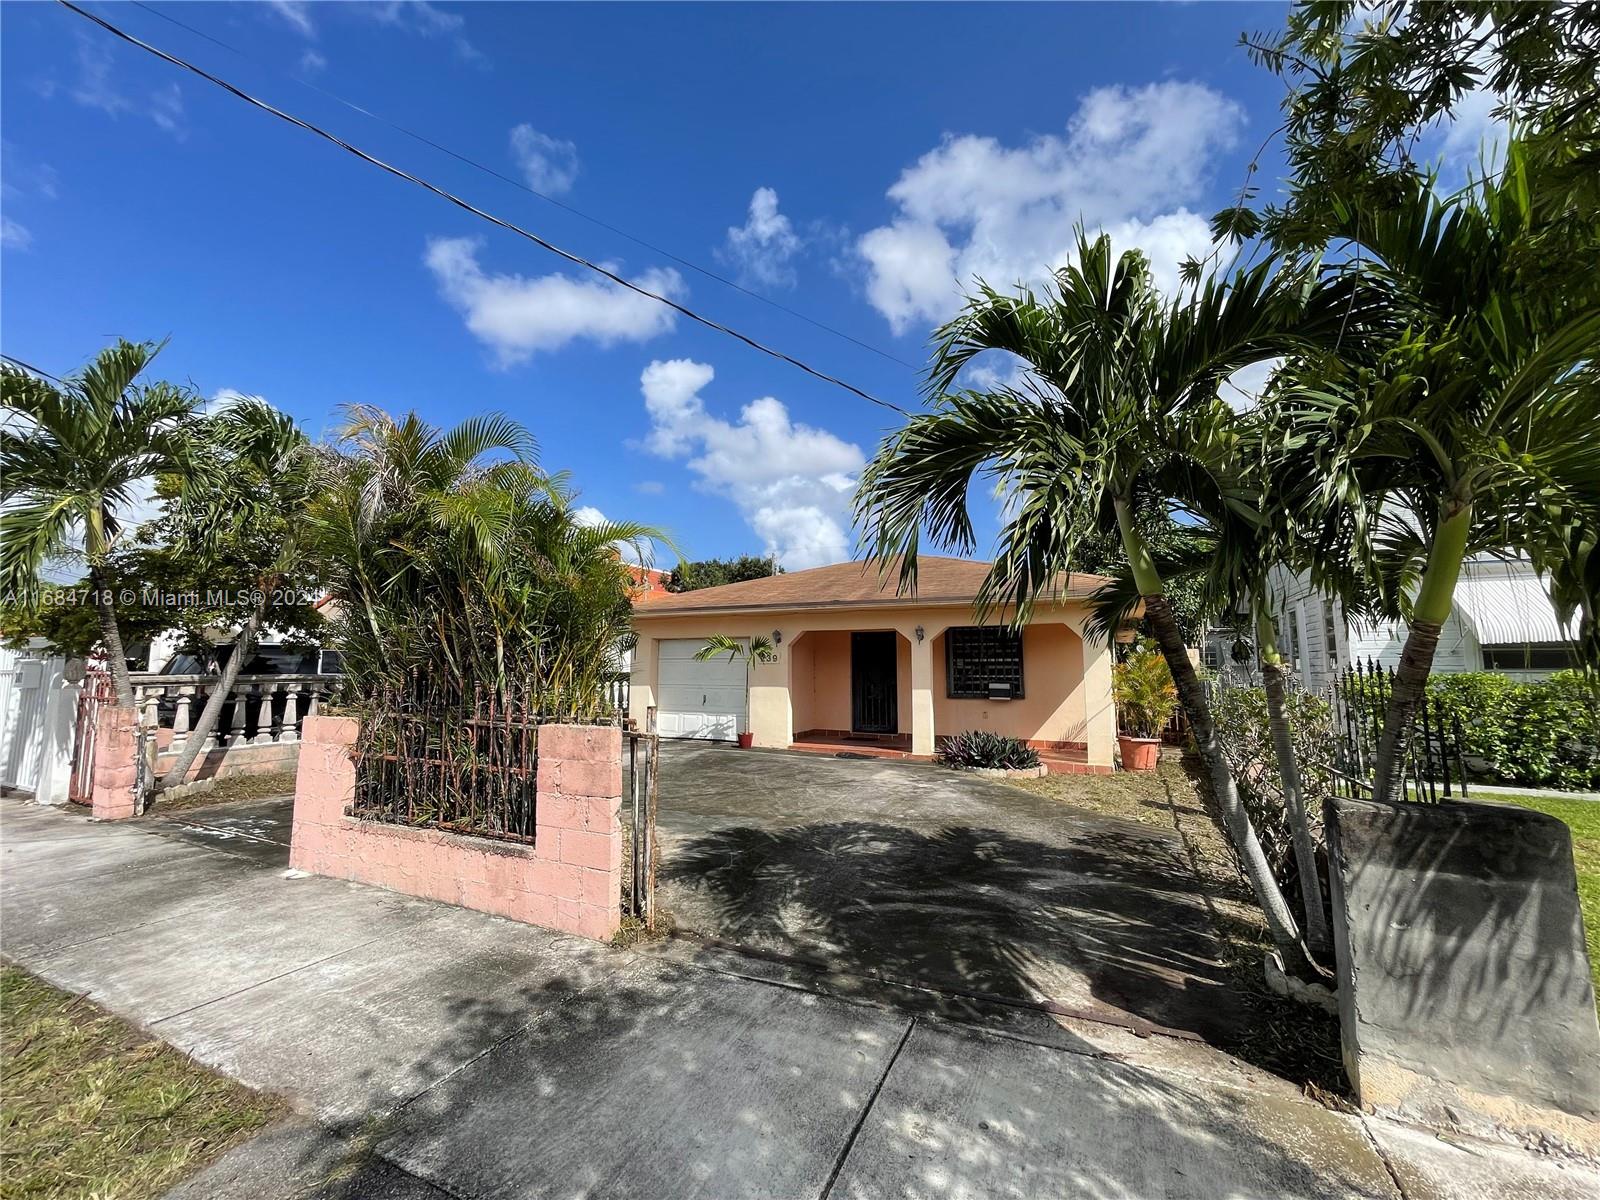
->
[633,557,1109,616]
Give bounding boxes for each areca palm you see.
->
[0,341,200,706]
[856,233,1363,972]
[1279,143,1600,804]
[308,406,662,712]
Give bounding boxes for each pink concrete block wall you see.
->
[289,714,622,941]
[90,705,143,821]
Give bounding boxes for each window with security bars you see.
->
[946,626,1025,699]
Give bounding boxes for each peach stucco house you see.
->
[628,557,1116,773]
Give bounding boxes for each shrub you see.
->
[1213,686,1338,887]
[1427,670,1600,791]
[1113,642,1178,738]
[937,730,1041,771]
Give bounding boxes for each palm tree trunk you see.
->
[1143,594,1313,970]
[89,564,136,707]
[157,597,266,792]
[1256,608,1332,958]
[1371,498,1472,805]
[1113,500,1315,975]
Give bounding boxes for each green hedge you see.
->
[1427,671,1600,791]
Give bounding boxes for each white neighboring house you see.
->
[1227,555,1579,692]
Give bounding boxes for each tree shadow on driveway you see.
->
[661,816,1249,1044]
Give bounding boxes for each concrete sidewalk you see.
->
[3,797,1595,1199]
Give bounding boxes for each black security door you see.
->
[851,631,898,734]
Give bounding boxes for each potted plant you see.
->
[1113,640,1177,771]
[693,634,777,748]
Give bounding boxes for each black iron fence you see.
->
[1329,658,1469,803]
[350,673,623,843]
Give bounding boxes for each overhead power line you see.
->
[125,0,917,373]
[1,354,68,385]
[59,1,907,415]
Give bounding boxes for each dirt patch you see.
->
[147,771,297,815]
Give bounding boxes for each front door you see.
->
[851,632,898,734]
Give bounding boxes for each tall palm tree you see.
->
[0,341,200,706]
[157,399,316,791]
[856,234,1362,973]
[1279,144,1600,804]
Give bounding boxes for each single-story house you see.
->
[628,557,1115,773]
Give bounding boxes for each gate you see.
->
[66,668,116,806]
[625,707,661,928]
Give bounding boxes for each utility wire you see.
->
[1,354,68,385]
[59,1,907,415]
[126,0,916,373]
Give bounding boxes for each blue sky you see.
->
[6,1,1322,569]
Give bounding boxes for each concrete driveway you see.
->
[650,742,1247,1044]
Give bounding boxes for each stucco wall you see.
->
[932,622,1088,747]
[289,716,622,941]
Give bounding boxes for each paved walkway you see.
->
[3,796,1596,1199]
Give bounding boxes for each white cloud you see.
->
[509,125,579,195]
[67,37,186,138]
[719,187,803,288]
[634,480,665,495]
[1,216,32,250]
[1433,86,1508,181]
[1222,358,1283,411]
[639,359,864,569]
[266,1,316,37]
[857,81,1244,333]
[299,49,328,75]
[573,505,607,528]
[366,1,484,65]
[424,237,683,365]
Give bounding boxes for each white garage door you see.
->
[658,638,746,741]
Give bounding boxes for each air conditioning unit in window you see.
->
[987,682,1014,701]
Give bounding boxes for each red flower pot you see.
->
[737,731,755,749]
[1118,735,1161,771]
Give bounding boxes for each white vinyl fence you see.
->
[0,644,80,803]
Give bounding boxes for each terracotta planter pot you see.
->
[1117,735,1161,772]
[737,731,755,749]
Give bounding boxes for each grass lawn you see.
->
[1008,754,1347,1097]
[1492,794,1600,1001]
[0,966,285,1200]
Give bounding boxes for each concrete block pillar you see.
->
[909,629,936,757]
[1325,796,1600,1155]
[89,705,143,821]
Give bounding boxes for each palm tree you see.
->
[0,341,200,707]
[156,399,316,791]
[1279,144,1600,804]
[307,406,662,713]
[855,233,1365,975]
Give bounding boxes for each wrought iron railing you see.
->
[1329,658,1469,803]
[349,673,626,844]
